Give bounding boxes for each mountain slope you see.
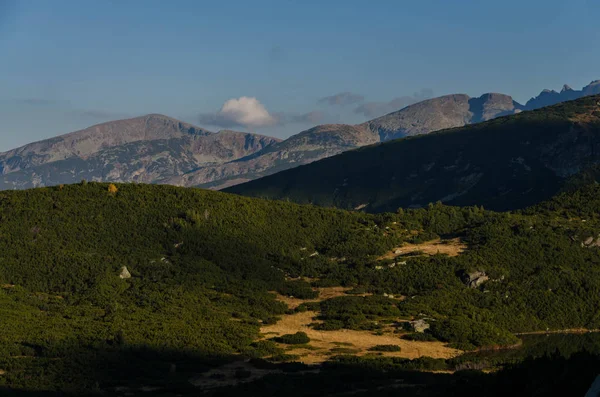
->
[0,114,279,189]
[165,93,523,189]
[362,93,523,141]
[163,123,377,189]
[227,95,600,212]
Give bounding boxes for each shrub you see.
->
[272,332,310,345]
[401,333,438,342]
[368,345,401,352]
[277,280,319,299]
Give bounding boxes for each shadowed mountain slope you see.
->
[227,95,600,212]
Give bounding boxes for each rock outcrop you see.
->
[461,271,489,288]
[581,236,600,248]
[409,319,431,333]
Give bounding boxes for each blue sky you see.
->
[0,0,599,151]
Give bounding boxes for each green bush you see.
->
[368,345,401,352]
[272,332,310,345]
[401,333,438,342]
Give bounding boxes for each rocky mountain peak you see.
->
[469,93,522,122]
[561,84,574,93]
[525,81,600,110]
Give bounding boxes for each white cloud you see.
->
[199,97,278,128]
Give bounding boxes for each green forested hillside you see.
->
[1,182,600,395]
[227,95,600,212]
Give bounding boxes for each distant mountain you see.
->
[164,124,378,189]
[227,95,600,212]
[2,81,600,190]
[0,114,279,189]
[362,93,523,141]
[166,93,524,189]
[525,80,600,110]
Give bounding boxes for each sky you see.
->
[0,0,599,151]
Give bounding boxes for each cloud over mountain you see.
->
[318,92,365,106]
[199,97,278,128]
[354,89,434,118]
[289,110,327,124]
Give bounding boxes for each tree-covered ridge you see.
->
[1,182,600,393]
[227,94,600,212]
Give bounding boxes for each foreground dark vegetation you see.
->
[1,182,600,394]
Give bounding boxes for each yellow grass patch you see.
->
[272,286,371,309]
[379,238,466,261]
[260,311,461,364]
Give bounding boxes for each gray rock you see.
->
[582,235,600,248]
[463,271,489,288]
[409,319,430,333]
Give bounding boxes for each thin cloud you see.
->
[289,111,327,124]
[354,89,434,118]
[318,92,365,106]
[199,97,278,128]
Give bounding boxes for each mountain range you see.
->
[1,80,599,190]
[228,94,600,212]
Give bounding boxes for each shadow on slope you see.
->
[1,345,599,397]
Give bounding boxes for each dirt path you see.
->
[261,311,461,364]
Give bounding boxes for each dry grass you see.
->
[378,238,466,261]
[272,286,370,309]
[261,311,461,364]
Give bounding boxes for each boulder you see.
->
[461,270,489,288]
[119,266,132,279]
[582,235,600,248]
[409,319,430,333]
